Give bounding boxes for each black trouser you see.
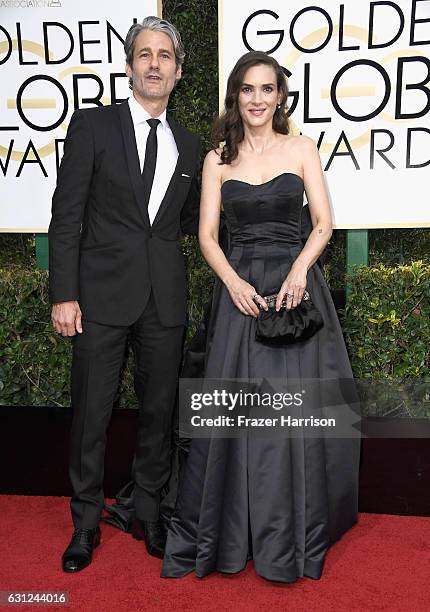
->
[69,290,184,528]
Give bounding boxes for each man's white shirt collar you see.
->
[128,95,168,131]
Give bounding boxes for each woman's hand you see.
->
[225,274,268,317]
[276,263,308,311]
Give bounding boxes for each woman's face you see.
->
[237,63,281,129]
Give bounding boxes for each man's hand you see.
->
[51,301,83,336]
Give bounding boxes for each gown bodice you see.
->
[221,172,305,248]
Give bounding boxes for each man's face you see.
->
[126,29,181,103]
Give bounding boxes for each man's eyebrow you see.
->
[136,47,173,54]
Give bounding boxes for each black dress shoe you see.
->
[62,526,101,573]
[131,518,166,559]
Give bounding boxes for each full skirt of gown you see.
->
[161,173,360,582]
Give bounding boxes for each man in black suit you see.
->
[48,16,200,572]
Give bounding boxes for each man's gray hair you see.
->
[124,15,185,71]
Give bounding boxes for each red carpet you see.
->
[0,496,429,612]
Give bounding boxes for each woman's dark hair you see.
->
[213,51,290,165]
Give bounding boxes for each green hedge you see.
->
[1,260,429,407]
[323,229,430,290]
[343,261,430,417]
[343,261,430,379]
[0,267,71,406]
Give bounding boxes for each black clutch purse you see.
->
[255,290,324,345]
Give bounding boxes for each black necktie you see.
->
[142,118,160,207]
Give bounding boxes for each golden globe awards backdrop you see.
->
[0,0,161,232]
[219,0,430,228]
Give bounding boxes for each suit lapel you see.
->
[151,113,189,227]
[118,101,150,228]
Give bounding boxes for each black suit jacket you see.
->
[48,101,201,327]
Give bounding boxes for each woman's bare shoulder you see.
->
[281,135,319,168]
[283,133,317,152]
[292,134,317,154]
[203,149,224,185]
[204,148,223,167]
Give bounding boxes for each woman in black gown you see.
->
[161,51,360,583]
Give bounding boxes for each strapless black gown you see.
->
[161,172,360,583]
